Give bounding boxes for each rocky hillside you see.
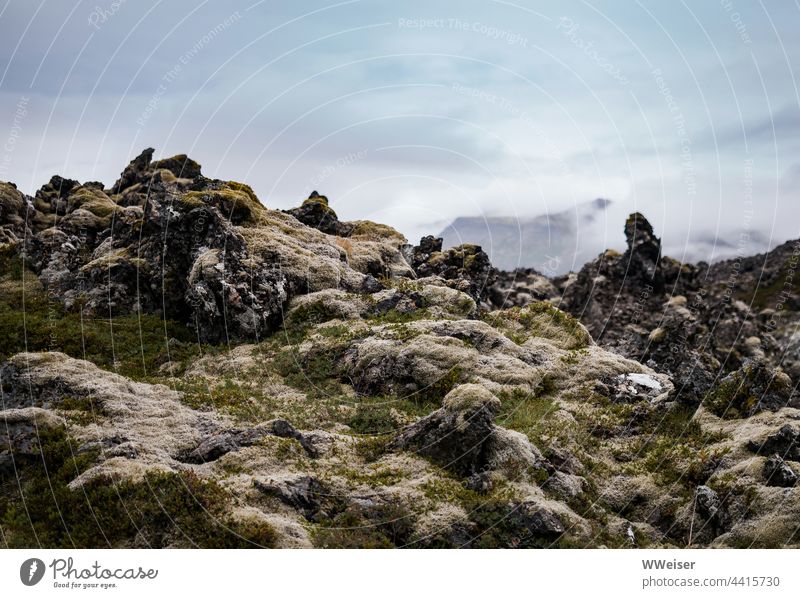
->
[1,150,798,548]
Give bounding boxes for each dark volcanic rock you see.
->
[390,384,500,477]
[284,191,353,237]
[705,359,796,418]
[480,211,798,406]
[560,212,669,341]
[509,500,566,540]
[254,475,337,521]
[488,268,559,308]
[389,384,549,480]
[763,454,798,487]
[3,148,290,343]
[180,419,318,463]
[694,485,722,521]
[151,153,202,179]
[403,235,497,303]
[113,147,155,193]
[748,424,800,461]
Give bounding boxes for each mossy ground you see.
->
[0,427,276,548]
[483,302,591,349]
[0,254,204,379]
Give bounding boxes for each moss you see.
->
[518,303,592,349]
[176,193,205,209]
[703,363,791,419]
[312,502,413,548]
[181,186,265,225]
[346,396,431,435]
[0,252,206,378]
[367,307,431,325]
[496,388,559,442]
[0,427,277,548]
[176,378,260,420]
[383,323,421,341]
[483,303,591,349]
[151,154,201,177]
[67,187,119,222]
[55,395,108,425]
[378,277,423,293]
[316,324,352,338]
[80,248,149,275]
[272,345,348,400]
[347,402,397,435]
[411,366,465,405]
[633,405,730,486]
[337,464,404,488]
[354,435,391,463]
[420,477,566,548]
[348,220,406,243]
[282,301,342,342]
[0,245,24,280]
[638,440,699,486]
[223,181,259,204]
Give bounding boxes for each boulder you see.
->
[748,424,800,461]
[390,384,499,476]
[403,236,497,303]
[763,454,798,487]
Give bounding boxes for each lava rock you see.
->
[389,384,500,477]
[509,501,566,540]
[284,191,353,237]
[748,424,800,461]
[763,454,798,487]
[403,236,497,303]
[254,475,335,521]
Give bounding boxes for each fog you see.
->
[1,0,798,263]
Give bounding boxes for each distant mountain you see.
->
[661,230,772,265]
[439,198,612,275]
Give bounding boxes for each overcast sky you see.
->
[1,0,798,261]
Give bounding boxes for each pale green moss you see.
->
[181,186,265,225]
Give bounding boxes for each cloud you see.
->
[1,0,798,262]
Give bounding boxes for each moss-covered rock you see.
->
[705,360,795,418]
[180,184,265,225]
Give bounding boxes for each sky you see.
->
[1,0,798,264]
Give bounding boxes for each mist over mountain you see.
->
[440,198,779,275]
[440,198,613,275]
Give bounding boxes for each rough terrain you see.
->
[1,149,798,548]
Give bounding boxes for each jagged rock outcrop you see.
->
[1,149,419,343]
[763,454,797,487]
[748,424,800,460]
[402,235,497,303]
[4,152,800,549]
[284,191,353,237]
[488,212,796,408]
[704,359,796,418]
[559,212,665,340]
[489,268,560,308]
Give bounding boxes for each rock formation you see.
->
[1,150,799,549]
